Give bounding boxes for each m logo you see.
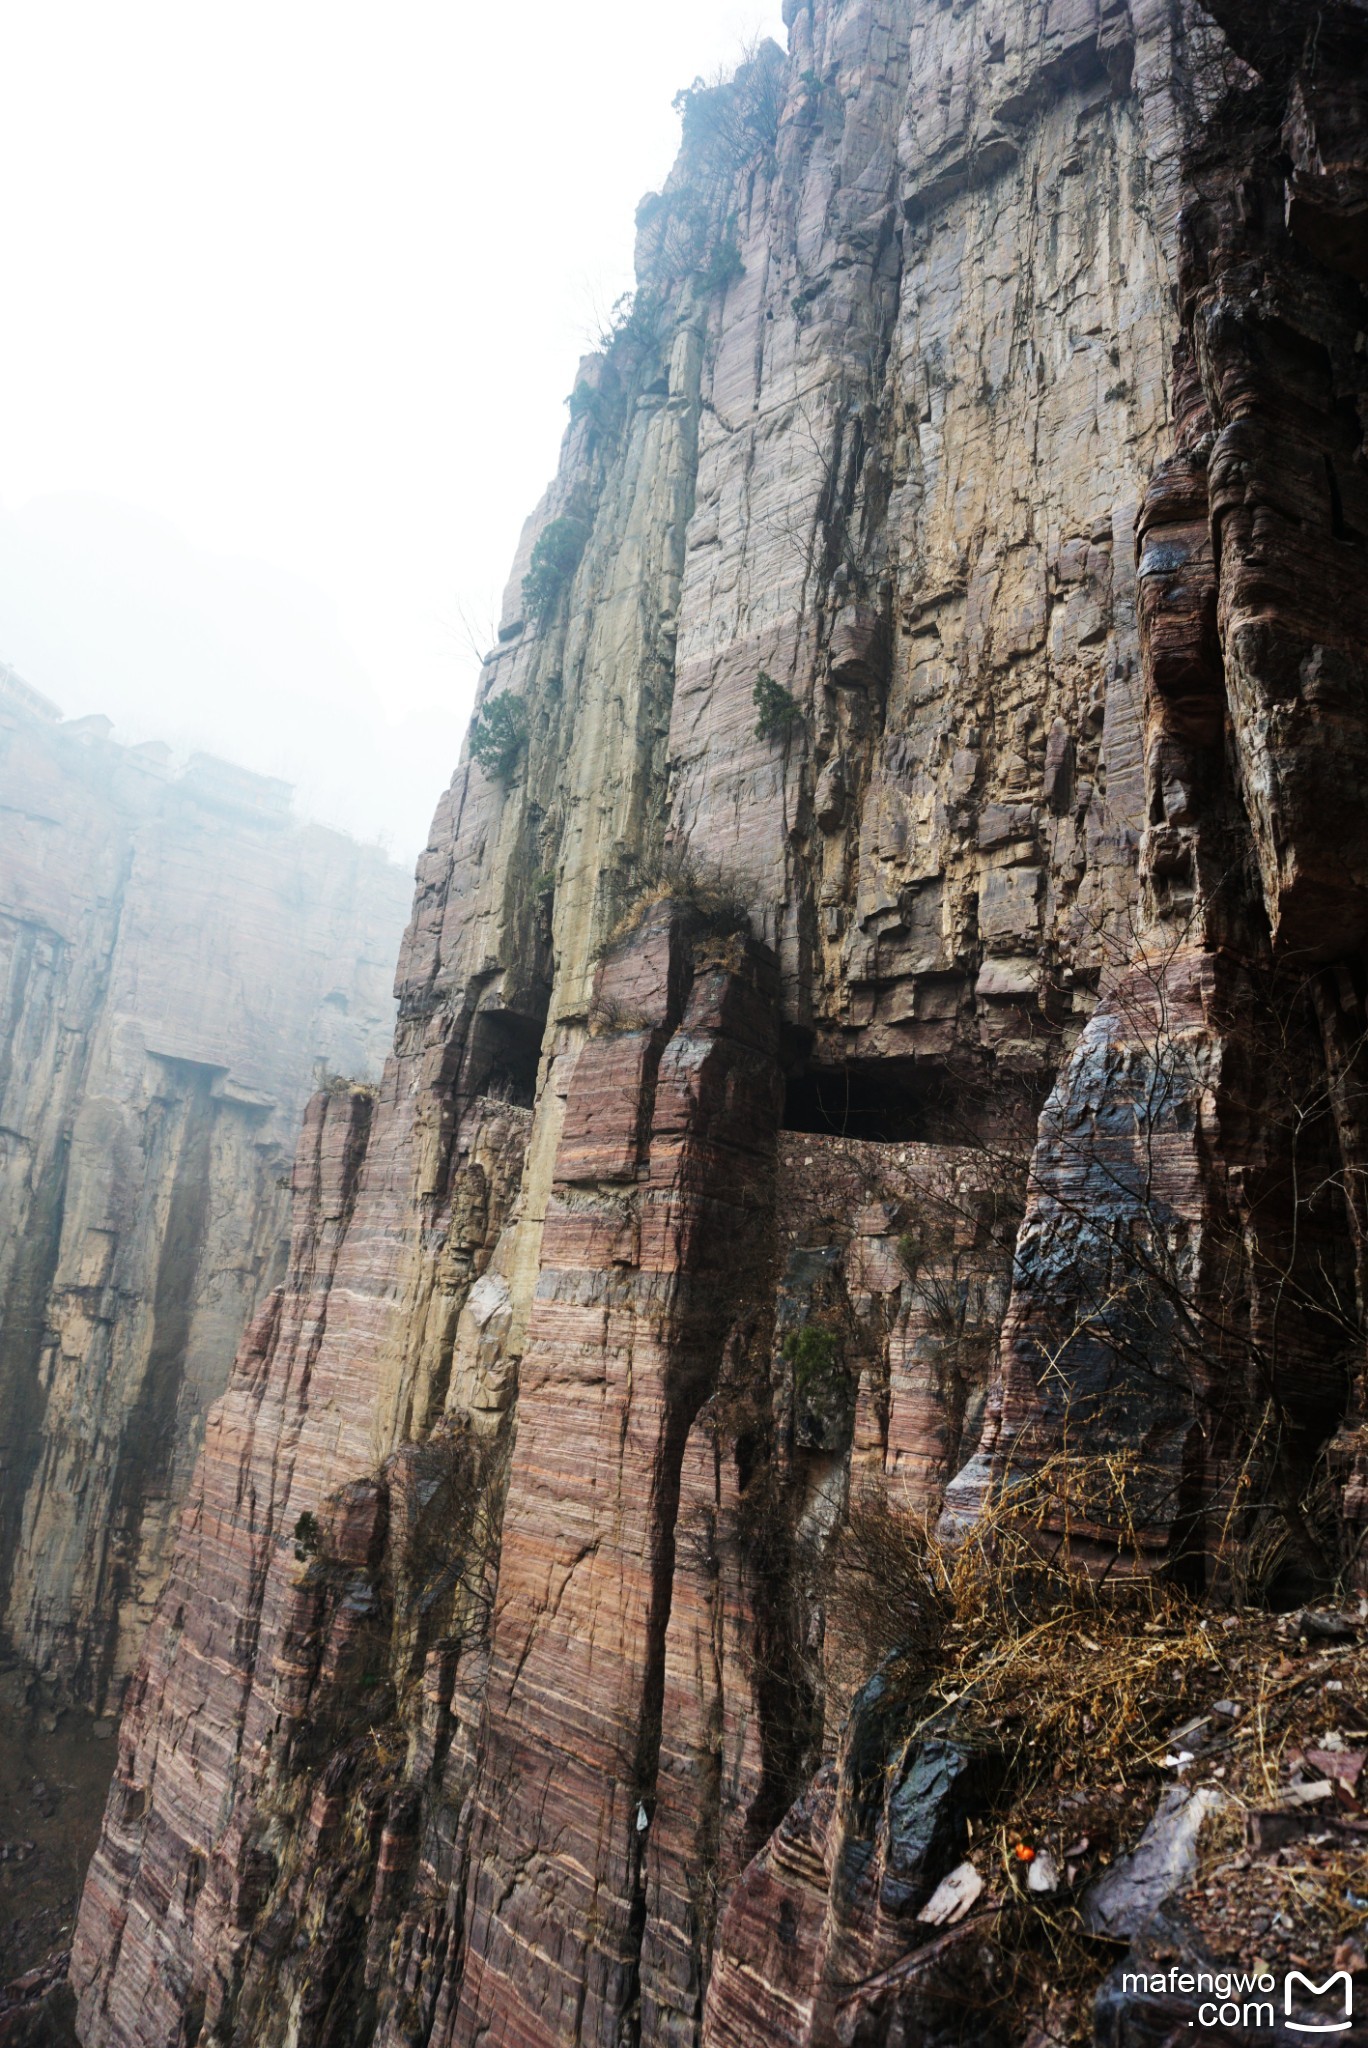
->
[1285,1971,1354,2034]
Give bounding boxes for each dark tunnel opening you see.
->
[465,1007,546,1109]
[782,1055,1049,1150]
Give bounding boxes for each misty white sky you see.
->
[0,1,785,864]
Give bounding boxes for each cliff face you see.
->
[0,682,412,1716]
[70,1,1368,2044]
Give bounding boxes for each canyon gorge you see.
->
[9,0,1368,2040]
[0,673,411,2001]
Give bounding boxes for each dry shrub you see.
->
[826,1454,1367,2043]
[599,849,752,955]
[323,1073,377,1100]
[587,991,656,1037]
[827,1455,1216,1786]
[823,1463,1222,2038]
[824,1493,951,1713]
[1211,1462,1350,1610]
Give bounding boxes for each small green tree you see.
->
[598,289,664,357]
[522,516,590,622]
[782,1324,842,1394]
[698,239,745,294]
[783,1325,855,1451]
[753,671,803,743]
[468,692,528,782]
[672,49,784,170]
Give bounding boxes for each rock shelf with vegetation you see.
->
[26,0,1368,2041]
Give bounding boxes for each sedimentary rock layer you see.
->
[948,0,1368,1576]
[71,1,1368,2043]
[0,681,410,1710]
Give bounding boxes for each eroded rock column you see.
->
[450,902,782,2048]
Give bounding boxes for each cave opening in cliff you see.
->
[783,1055,1048,1149]
[465,1006,545,1109]
[783,1063,924,1143]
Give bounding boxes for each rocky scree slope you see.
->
[70,0,1368,2043]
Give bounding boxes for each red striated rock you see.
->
[638,1412,770,2047]
[448,906,783,2046]
[70,1083,530,2047]
[69,1086,378,2044]
[704,1684,1005,2048]
[702,1772,837,2048]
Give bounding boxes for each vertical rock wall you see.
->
[0,681,411,1712]
[948,0,1368,1577]
[70,1,1368,2043]
[451,906,783,2046]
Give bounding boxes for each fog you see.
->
[0,1,785,863]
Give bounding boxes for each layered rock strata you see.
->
[0,680,410,1711]
[71,0,1368,2043]
[947,0,1368,1576]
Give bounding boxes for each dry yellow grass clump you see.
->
[824,1454,1367,2042]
